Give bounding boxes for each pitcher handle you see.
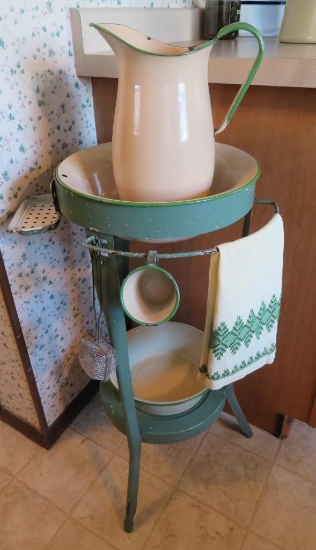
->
[214,22,264,135]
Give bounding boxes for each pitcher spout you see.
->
[90,22,216,57]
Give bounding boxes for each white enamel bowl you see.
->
[53,142,259,242]
[56,142,257,200]
[110,322,208,416]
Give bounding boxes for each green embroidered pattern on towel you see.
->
[210,294,281,360]
[202,342,277,381]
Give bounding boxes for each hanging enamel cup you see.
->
[120,265,180,325]
[90,22,264,203]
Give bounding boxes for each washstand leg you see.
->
[124,440,141,533]
[226,384,253,438]
[98,235,142,532]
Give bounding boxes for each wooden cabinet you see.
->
[210,84,316,432]
[91,77,316,434]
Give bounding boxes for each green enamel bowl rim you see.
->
[54,162,260,209]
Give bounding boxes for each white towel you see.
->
[200,213,284,390]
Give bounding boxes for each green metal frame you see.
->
[52,169,265,532]
[94,225,253,533]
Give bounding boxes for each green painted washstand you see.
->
[52,142,259,532]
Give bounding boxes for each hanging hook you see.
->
[147,250,158,266]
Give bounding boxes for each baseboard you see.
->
[0,380,99,449]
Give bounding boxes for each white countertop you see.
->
[207,37,316,87]
[70,8,316,88]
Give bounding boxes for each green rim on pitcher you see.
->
[90,21,264,135]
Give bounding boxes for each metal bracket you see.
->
[7,194,60,235]
[147,250,158,266]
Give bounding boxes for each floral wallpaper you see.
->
[0,286,41,429]
[0,0,193,430]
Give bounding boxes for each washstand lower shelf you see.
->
[100,381,226,444]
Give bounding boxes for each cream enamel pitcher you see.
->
[91,22,264,202]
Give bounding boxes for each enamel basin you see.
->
[110,322,209,416]
[53,142,259,241]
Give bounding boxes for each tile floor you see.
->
[0,394,315,550]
